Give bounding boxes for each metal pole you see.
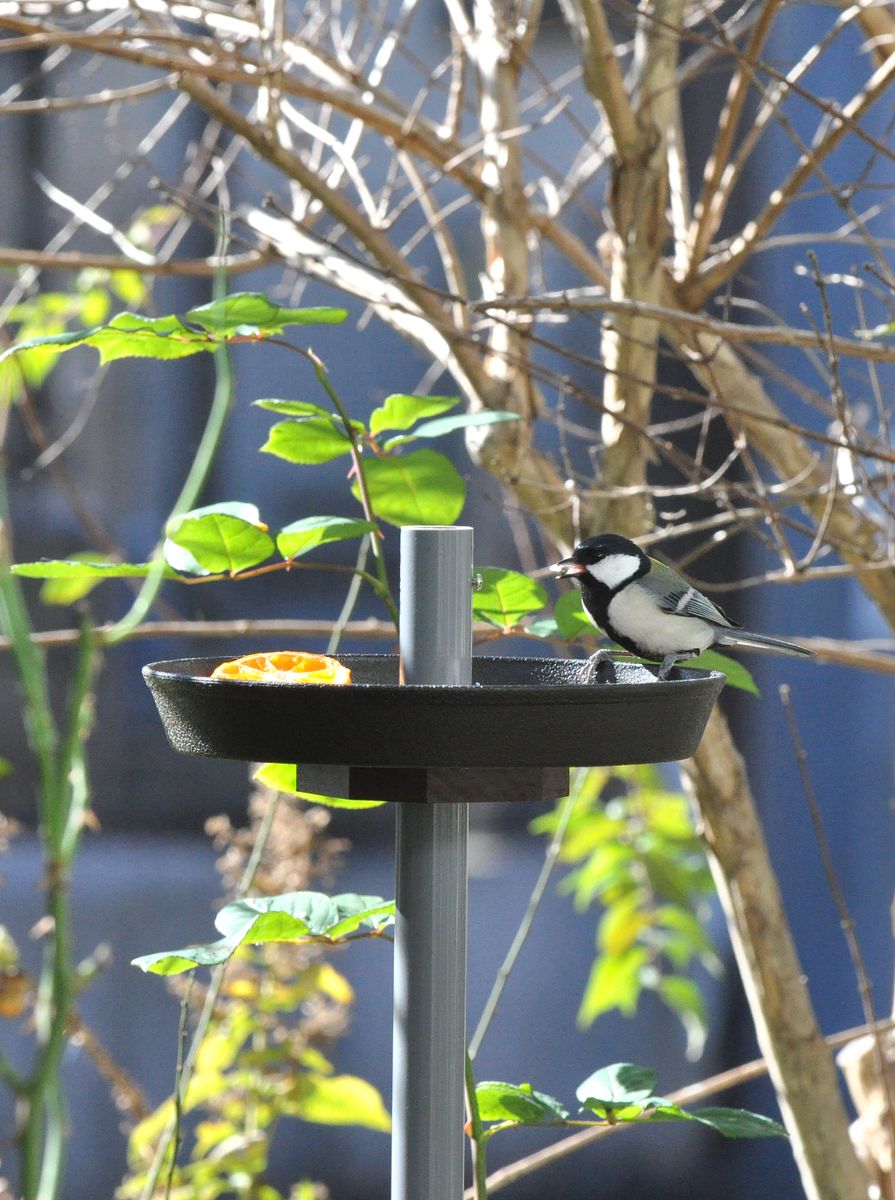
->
[392,526,472,1200]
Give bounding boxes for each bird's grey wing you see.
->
[643,559,741,629]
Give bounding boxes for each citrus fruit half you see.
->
[210,650,352,685]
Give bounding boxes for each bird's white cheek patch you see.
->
[585,553,642,590]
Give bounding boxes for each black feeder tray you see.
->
[143,528,728,1200]
[143,654,726,804]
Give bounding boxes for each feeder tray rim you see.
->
[142,652,725,692]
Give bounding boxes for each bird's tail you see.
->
[718,629,813,657]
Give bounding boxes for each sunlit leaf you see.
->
[476,1081,568,1126]
[368,393,458,436]
[261,418,352,464]
[656,974,708,1061]
[166,503,274,574]
[185,292,348,335]
[597,895,652,956]
[253,763,386,810]
[683,649,758,695]
[110,269,148,307]
[382,410,519,450]
[0,293,348,368]
[685,1107,787,1139]
[276,516,377,560]
[554,590,595,638]
[473,568,548,629]
[577,946,648,1026]
[576,1063,656,1112]
[284,1073,391,1131]
[254,399,333,418]
[12,559,172,580]
[132,891,395,975]
[38,551,115,605]
[356,449,465,526]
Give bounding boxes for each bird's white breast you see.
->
[607,583,716,655]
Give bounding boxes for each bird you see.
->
[551,532,813,681]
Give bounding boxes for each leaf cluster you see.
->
[121,945,390,1200]
[532,766,721,1058]
[132,890,395,976]
[475,1062,786,1143]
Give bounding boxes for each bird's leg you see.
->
[582,648,616,684]
[656,652,693,681]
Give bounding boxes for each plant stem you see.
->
[327,534,372,654]
[105,274,235,644]
[307,350,399,629]
[139,794,281,1200]
[164,979,193,1200]
[465,1051,488,1200]
[469,787,576,1060]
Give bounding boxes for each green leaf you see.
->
[110,269,148,307]
[165,504,274,574]
[686,1107,788,1139]
[524,618,561,639]
[254,399,333,419]
[284,1073,391,1131]
[577,948,648,1026]
[162,539,211,576]
[554,590,595,639]
[12,559,172,581]
[38,551,115,605]
[261,419,352,465]
[473,567,548,629]
[132,941,243,975]
[357,449,465,526]
[597,895,652,956]
[253,763,386,810]
[276,516,377,560]
[368,393,458,436]
[0,294,348,368]
[576,1063,656,1112]
[132,891,395,975]
[214,892,394,941]
[382,410,519,450]
[476,1081,569,1126]
[656,975,708,1061]
[185,292,348,335]
[0,312,210,366]
[254,762,299,792]
[684,649,759,695]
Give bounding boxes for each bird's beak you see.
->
[551,557,585,578]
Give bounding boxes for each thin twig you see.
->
[469,790,576,1060]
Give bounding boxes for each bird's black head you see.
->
[551,533,649,585]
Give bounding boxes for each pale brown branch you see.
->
[0,246,269,276]
[478,288,895,365]
[0,75,175,112]
[686,0,782,269]
[557,0,638,154]
[683,47,895,307]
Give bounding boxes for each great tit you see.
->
[552,533,813,680]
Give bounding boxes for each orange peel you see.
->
[210,650,352,685]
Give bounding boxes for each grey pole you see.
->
[392,526,472,1200]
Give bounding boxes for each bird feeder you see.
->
[144,525,724,1200]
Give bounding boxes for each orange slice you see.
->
[210,650,352,685]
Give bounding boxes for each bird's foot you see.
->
[656,653,694,681]
[582,649,616,685]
